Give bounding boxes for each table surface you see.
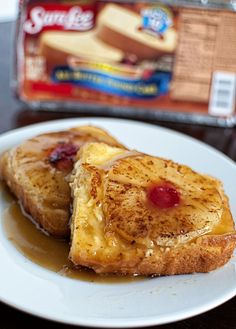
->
[1,21,236,329]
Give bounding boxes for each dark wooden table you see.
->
[1,21,236,329]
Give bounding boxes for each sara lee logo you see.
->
[141,6,173,35]
[24,6,95,34]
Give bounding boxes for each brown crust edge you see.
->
[96,25,166,60]
[70,233,236,275]
[0,151,70,237]
[39,40,73,72]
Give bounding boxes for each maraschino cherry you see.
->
[49,143,79,171]
[147,183,180,209]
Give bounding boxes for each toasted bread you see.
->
[0,127,123,238]
[69,142,236,275]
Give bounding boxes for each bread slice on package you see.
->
[0,127,123,238]
[97,4,177,60]
[39,30,124,69]
[70,142,236,275]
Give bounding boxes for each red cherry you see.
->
[147,184,180,209]
[48,143,79,171]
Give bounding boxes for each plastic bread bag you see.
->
[14,0,236,126]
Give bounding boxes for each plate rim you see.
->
[0,117,235,168]
[0,116,236,328]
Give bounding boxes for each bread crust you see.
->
[97,25,165,60]
[71,233,236,275]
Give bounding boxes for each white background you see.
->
[0,0,18,22]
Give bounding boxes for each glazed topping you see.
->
[49,143,79,171]
[147,183,180,209]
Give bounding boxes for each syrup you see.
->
[2,184,141,283]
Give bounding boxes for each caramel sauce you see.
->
[1,184,140,283]
[209,207,234,235]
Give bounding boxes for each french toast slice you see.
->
[70,142,236,275]
[0,126,123,237]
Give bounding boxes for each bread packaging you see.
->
[15,0,236,126]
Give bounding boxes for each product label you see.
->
[24,4,96,34]
[141,5,173,35]
[209,71,236,116]
[18,1,236,121]
[171,8,236,108]
[52,66,171,98]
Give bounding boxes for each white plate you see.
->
[0,117,236,328]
